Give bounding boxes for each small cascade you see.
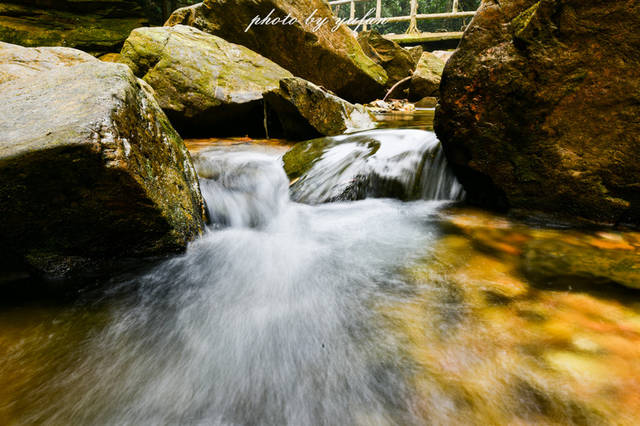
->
[194,151,290,229]
[286,129,464,204]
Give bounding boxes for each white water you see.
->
[21,131,465,425]
[290,129,464,204]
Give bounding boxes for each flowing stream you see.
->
[2,124,640,425]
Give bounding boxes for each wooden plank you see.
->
[384,31,464,44]
[382,11,476,23]
[328,0,368,5]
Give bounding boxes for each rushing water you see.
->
[2,127,640,425]
[288,129,463,204]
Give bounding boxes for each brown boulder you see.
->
[357,30,417,87]
[166,0,388,103]
[435,0,640,226]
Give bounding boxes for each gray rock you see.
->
[0,41,97,84]
[0,55,207,282]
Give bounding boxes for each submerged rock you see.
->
[119,25,293,137]
[409,52,445,101]
[443,206,640,290]
[264,77,375,141]
[357,30,418,87]
[166,0,388,103]
[282,129,463,204]
[0,42,97,84]
[523,237,640,290]
[0,57,207,282]
[400,215,640,424]
[435,0,640,226]
[0,0,148,56]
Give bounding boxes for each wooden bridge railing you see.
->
[328,0,476,34]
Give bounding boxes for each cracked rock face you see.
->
[0,45,207,282]
[435,0,640,227]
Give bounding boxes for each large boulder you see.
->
[357,30,418,87]
[409,52,445,101]
[0,41,97,84]
[435,0,640,226]
[0,0,148,56]
[264,77,375,141]
[119,25,293,137]
[166,0,388,103]
[0,51,207,282]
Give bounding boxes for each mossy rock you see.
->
[119,25,293,137]
[0,1,148,56]
[166,0,388,103]
[357,30,418,87]
[282,138,336,180]
[0,54,206,282]
[409,52,445,101]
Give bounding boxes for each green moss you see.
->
[511,1,542,37]
[282,138,334,179]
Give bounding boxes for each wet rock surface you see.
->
[393,207,640,423]
[435,0,640,226]
[282,129,462,203]
[0,57,206,282]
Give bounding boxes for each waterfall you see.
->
[6,132,463,425]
